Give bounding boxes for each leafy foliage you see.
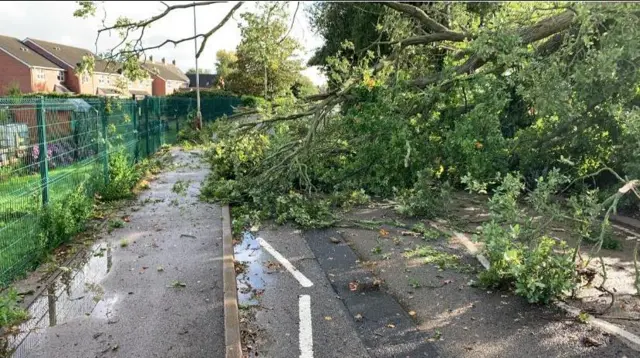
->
[469,171,578,303]
[0,288,29,328]
[226,2,304,98]
[96,149,140,201]
[307,2,390,79]
[198,3,640,303]
[40,184,93,250]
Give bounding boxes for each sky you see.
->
[1,1,326,85]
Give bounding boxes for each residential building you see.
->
[186,73,219,88]
[142,57,189,96]
[23,38,152,98]
[0,35,68,95]
[127,77,154,99]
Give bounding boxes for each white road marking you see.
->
[257,237,313,287]
[299,295,314,358]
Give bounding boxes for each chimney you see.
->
[149,55,153,62]
[172,59,176,66]
[161,58,165,64]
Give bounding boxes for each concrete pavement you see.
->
[7,149,224,358]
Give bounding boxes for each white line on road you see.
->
[257,237,313,287]
[299,295,314,358]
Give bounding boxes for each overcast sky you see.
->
[1,1,326,85]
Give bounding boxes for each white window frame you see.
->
[98,75,106,85]
[35,69,45,81]
[57,71,65,82]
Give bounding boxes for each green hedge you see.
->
[168,89,263,108]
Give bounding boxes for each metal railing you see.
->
[0,95,235,286]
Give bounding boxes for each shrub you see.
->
[40,183,93,249]
[0,288,29,328]
[275,191,335,228]
[512,237,575,304]
[395,170,451,219]
[97,150,140,201]
[473,171,578,304]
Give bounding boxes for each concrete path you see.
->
[8,149,224,358]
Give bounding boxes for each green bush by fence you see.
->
[0,95,233,286]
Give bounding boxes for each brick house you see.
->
[23,38,152,97]
[142,57,189,96]
[0,35,69,95]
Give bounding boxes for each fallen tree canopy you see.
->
[223,2,640,187]
[78,0,640,307]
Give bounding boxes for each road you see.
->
[235,226,438,357]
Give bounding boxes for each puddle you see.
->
[3,242,116,358]
[235,232,271,306]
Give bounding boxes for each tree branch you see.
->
[96,1,243,62]
[196,2,244,58]
[97,1,225,34]
[384,2,452,33]
[411,10,577,88]
[278,1,299,44]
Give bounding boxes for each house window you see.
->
[98,75,106,85]
[57,71,65,81]
[35,69,45,81]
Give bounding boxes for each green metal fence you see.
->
[0,95,233,286]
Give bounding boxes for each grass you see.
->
[0,159,100,286]
[172,179,191,196]
[107,219,125,233]
[0,288,30,328]
[404,245,473,272]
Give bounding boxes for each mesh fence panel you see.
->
[0,95,233,286]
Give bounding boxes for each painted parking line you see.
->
[257,237,314,287]
[299,295,314,358]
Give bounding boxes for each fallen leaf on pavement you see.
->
[354,313,363,322]
[379,229,389,237]
[408,311,416,317]
[168,281,187,288]
[324,316,332,321]
[349,281,359,291]
[582,337,602,347]
[387,323,396,328]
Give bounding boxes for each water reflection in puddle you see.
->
[4,242,116,357]
[235,232,271,306]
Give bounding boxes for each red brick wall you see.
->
[0,51,31,95]
[65,72,81,93]
[152,75,166,96]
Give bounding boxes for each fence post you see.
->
[144,97,150,157]
[101,98,109,185]
[132,99,139,163]
[176,104,180,137]
[71,111,79,162]
[36,97,49,206]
